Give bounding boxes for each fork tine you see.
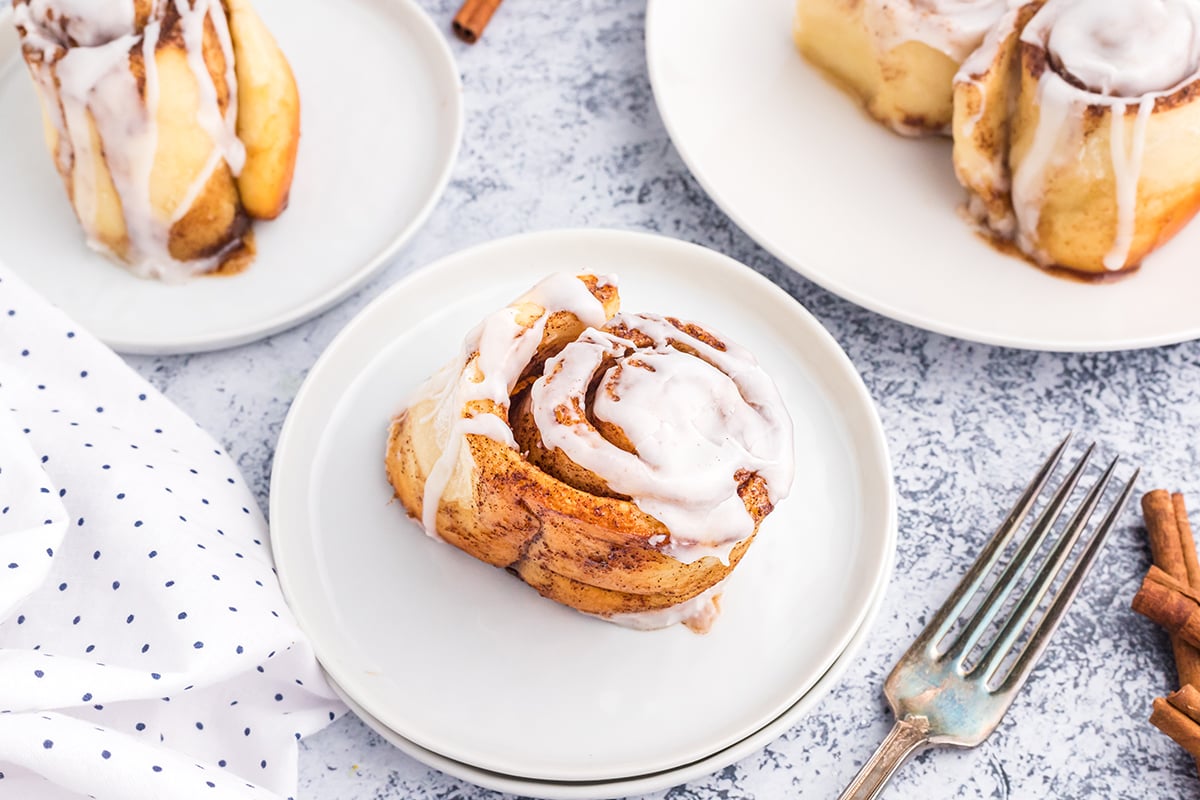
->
[941,442,1095,665]
[970,456,1119,682]
[997,467,1139,693]
[914,434,1073,654]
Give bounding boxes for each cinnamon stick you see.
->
[1151,685,1200,758]
[1176,493,1200,587]
[1171,684,1200,720]
[452,0,504,44]
[1142,490,1200,689]
[1133,565,1200,647]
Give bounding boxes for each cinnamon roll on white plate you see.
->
[953,0,1200,275]
[386,272,795,633]
[267,228,895,781]
[12,0,299,280]
[0,0,463,354]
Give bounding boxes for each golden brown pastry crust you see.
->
[951,0,1200,274]
[795,3,960,136]
[384,276,784,631]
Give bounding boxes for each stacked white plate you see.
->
[269,229,897,798]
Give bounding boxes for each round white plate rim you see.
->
[0,0,463,355]
[269,227,897,781]
[324,550,891,800]
[643,0,1200,353]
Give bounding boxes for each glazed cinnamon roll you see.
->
[794,0,1008,135]
[953,0,1200,274]
[12,0,300,280]
[385,274,795,633]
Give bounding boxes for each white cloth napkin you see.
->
[0,267,344,799]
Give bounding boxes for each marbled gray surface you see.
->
[121,1,1200,798]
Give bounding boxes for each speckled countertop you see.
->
[117,0,1200,798]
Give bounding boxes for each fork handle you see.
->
[835,715,930,800]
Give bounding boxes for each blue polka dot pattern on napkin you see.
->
[0,267,344,799]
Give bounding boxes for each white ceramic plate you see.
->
[645,0,1200,352]
[324,557,890,800]
[270,229,896,782]
[0,0,462,354]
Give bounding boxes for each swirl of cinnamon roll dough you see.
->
[385,274,795,633]
[953,0,1200,274]
[12,0,299,280]
[794,0,1008,135]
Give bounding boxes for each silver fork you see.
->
[838,436,1138,800]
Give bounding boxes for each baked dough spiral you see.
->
[385,273,795,632]
[794,0,1008,135]
[13,0,299,280]
[953,0,1200,273]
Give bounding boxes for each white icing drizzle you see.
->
[13,0,246,280]
[864,0,1009,65]
[529,313,794,566]
[412,276,794,568]
[1105,100,1154,269]
[415,274,614,538]
[19,0,135,46]
[53,30,155,257]
[1042,0,1200,97]
[1009,73,1076,263]
[1005,0,1200,270]
[597,580,726,632]
[176,0,245,184]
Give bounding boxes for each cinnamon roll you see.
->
[794,0,1008,135]
[953,0,1200,274]
[12,0,300,281]
[385,274,795,633]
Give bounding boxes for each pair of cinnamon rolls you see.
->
[795,0,1200,276]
